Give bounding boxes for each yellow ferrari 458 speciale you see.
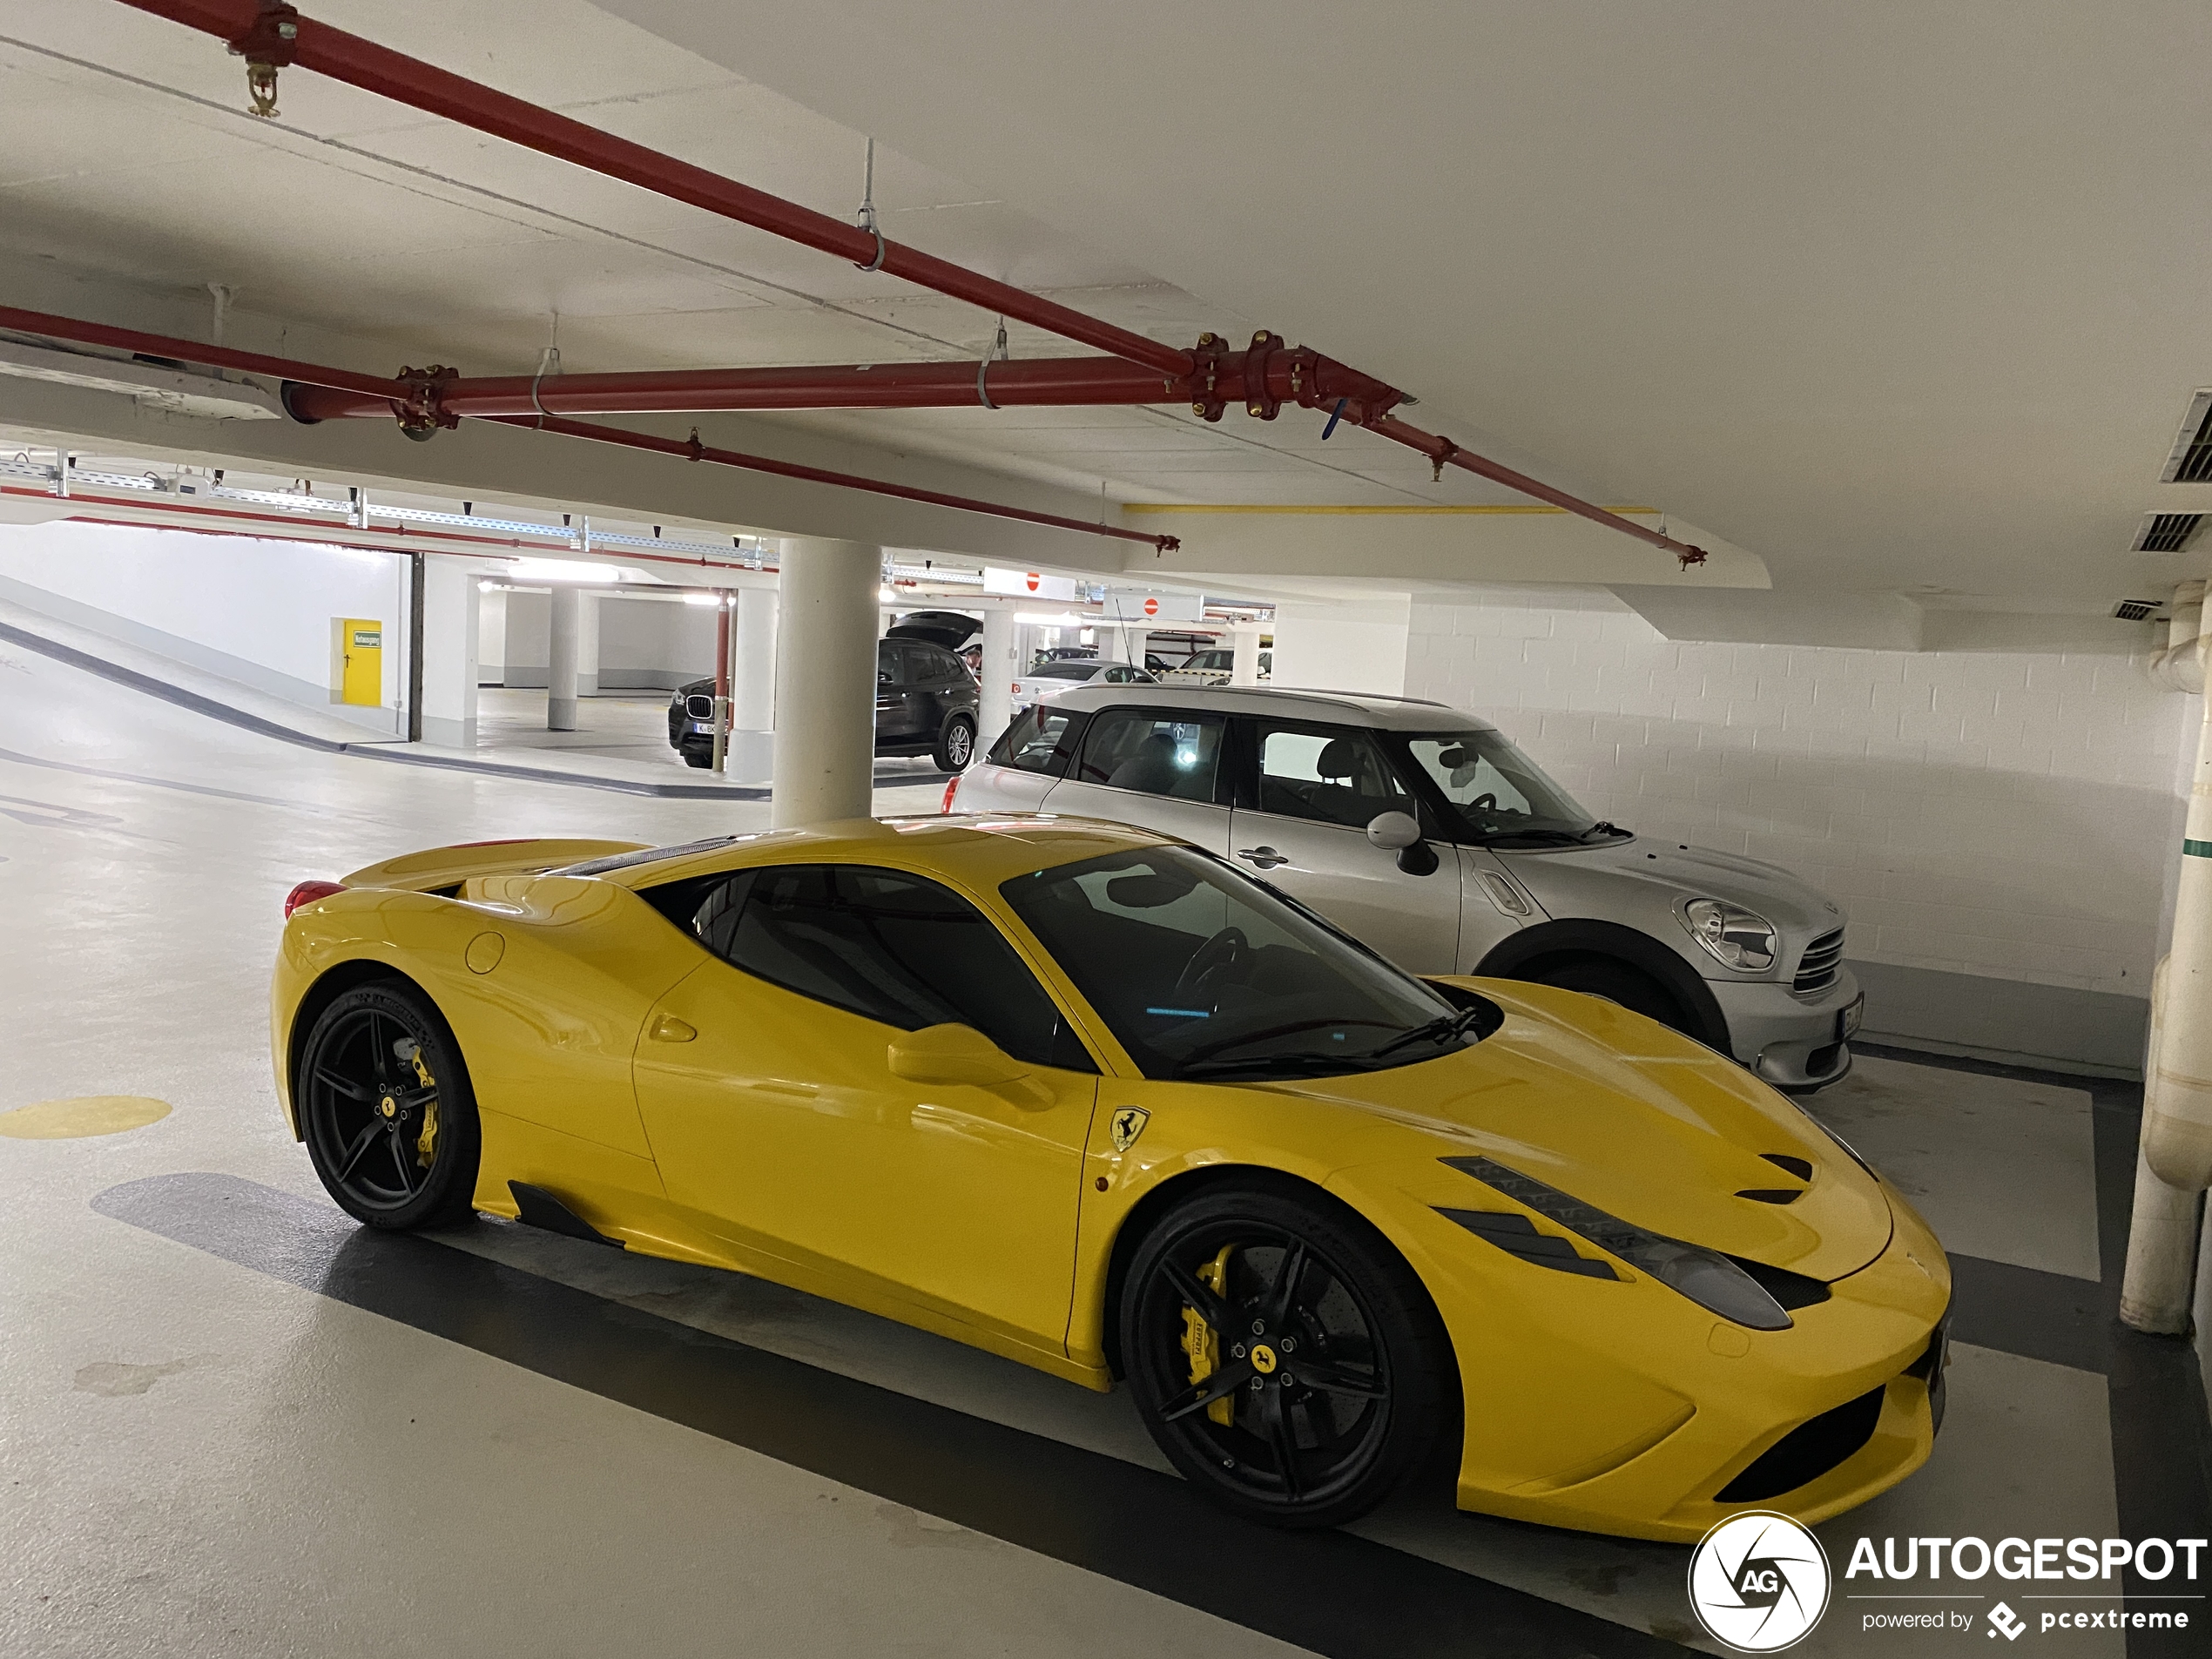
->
[271,813,1948,1540]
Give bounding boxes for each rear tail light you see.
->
[941,777,961,814]
[284,880,346,919]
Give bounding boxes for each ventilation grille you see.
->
[2137,514,2205,555]
[2163,392,2212,484]
[1794,928,1845,995]
[2114,598,2162,622]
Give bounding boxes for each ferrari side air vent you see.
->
[2161,390,2212,483]
[1434,1208,1620,1279]
[2134,516,2204,556]
[2113,598,2163,621]
[1761,1154,1813,1181]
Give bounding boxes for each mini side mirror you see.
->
[1367,810,1440,876]
[1366,811,1421,850]
[887,1022,1033,1087]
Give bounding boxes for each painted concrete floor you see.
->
[0,637,2197,1657]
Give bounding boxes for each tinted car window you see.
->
[691,864,1091,1071]
[1032,661,1105,681]
[989,705,1085,774]
[876,642,905,685]
[1001,846,1489,1081]
[1254,723,1415,828]
[1073,710,1224,801]
[914,646,961,685]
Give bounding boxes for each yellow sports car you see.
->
[271,814,1948,1540]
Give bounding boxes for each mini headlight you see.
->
[1680,897,1777,972]
[1443,1156,1793,1330]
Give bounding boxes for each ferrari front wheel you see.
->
[300,980,481,1231]
[1122,1182,1453,1529]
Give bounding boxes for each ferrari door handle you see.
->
[1236,846,1289,870]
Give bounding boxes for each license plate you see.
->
[1838,994,1865,1042]
[689,720,716,734]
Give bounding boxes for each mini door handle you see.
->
[1236,846,1289,870]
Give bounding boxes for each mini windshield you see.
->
[1399,730,1617,846]
[1001,847,1497,1082]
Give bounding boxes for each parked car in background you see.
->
[1161,646,1271,685]
[948,684,1862,1090]
[670,637,980,772]
[1008,658,1155,715]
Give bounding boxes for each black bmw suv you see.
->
[668,636,981,772]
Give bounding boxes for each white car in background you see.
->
[1161,646,1271,685]
[1008,658,1156,715]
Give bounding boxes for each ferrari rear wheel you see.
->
[300,981,481,1231]
[1122,1182,1453,1529]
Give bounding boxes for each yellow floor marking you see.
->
[0,1096,172,1139]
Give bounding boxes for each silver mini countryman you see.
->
[948,685,1861,1090]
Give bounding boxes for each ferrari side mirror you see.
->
[887,1022,1034,1087]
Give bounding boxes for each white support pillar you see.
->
[577,590,601,698]
[1230,624,1264,687]
[772,536,880,828]
[978,604,1017,753]
[727,586,779,784]
[547,585,581,731]
[418,560,481,749]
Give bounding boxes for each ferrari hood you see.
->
[1305,982,1891,1282]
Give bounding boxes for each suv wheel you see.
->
[933,712,977,772]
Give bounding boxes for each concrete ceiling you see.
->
[2,0,2206,617]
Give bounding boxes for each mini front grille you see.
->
[1793,928,1845,994]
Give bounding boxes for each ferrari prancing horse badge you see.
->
[1109,1106,1150,1152]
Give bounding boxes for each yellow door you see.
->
[339,618,383,706]
[633,863,1101,1352]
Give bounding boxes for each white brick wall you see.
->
[1405,590,2188,997]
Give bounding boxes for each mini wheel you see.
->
[933,712,977,772]
[1529,957,1686,1033]
[1121,1181,1453,1529]
[299,981,481,1231]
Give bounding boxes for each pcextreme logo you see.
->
[1689,1511,1831,1652]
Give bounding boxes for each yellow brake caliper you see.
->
[1179,1245,1237,1426]
[409,1046,439,1168]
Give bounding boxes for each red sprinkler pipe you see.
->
[482,413,1176,552]
[111,0,1190,381]
[107,0,1709,569]
[0,304,1175,553]
[1368,414,1708,567]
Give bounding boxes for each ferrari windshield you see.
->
[1001,847,1494,1082]
[1398,729,1615,846]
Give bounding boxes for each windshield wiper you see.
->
[1366,1004,1490,1061]
[1177,1052,1384,1080]
[1577,820,1629,842]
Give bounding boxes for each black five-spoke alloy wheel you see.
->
[300,981,480,1230]
[1122,1181,1453,1528]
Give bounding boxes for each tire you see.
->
[681,749,713,769]
[1120,1179,1453,1529]
[932,712,977,772]
[299,981,482,1231]
[1527,956,1687,1033]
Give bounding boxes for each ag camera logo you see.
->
[1689,1511,1831,1652]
